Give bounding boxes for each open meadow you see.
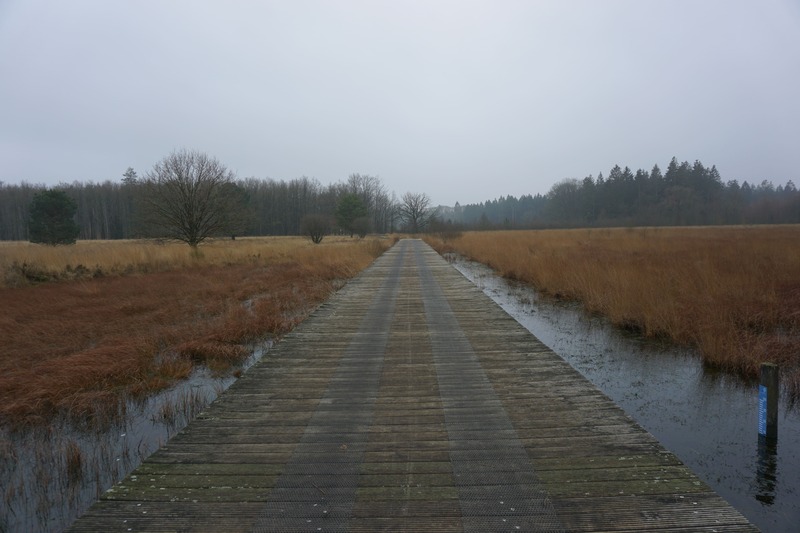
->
[425,226,800,396]
[0,236,392,430]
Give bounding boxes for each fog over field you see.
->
[1,0,798,205]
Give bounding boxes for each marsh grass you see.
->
[1,236,392,530]
[0,236,371,287]
[426,226,800,395]
[64,440,83,483]
[153,388,207,429]
[0,346,264,532]
[0,236,391,429]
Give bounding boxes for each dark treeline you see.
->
[445,157,800,229]
[2,157,799,241]
[0,173,397,241]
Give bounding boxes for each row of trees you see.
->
[0,150,434,245]
[446,158,800,229]
[3,153,798,244]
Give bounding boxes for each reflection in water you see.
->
[756,436,778,506]
[1,344,269,532]
[452,257,800,533]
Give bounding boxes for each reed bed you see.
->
[0,236,392,429]
[426,226,800,395]
[0,235,378,287]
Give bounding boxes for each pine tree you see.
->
[28,189,80,245]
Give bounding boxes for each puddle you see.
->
[0,342,269,533]
[452,256,799,532]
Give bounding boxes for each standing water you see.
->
[452,255,799,532]
[0,343,270,532]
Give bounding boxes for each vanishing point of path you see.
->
[70,239,757,532]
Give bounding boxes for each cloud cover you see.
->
[1,0,799,205]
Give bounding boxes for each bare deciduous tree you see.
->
[140,149,247,249]
[398,191,433,233]
[300,213,330,244]
[345,173,393,233]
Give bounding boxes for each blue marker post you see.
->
[758,363,779,441]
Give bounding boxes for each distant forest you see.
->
[0,173,396,241]
[444,157,799,229]
[1,157,798,241]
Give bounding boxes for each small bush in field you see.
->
[300,214,331,244]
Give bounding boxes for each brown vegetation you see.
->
[0,237,391,429]
[426,226,800,395]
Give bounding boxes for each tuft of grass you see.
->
[0,236,391,429]
[64,440,83,483]
[426,226,800,395]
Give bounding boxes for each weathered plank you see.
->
[69,239,757,532]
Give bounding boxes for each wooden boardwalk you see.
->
[70,239,757,532]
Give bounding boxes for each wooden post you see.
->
[756,433,778,505]
[758,363,779,440]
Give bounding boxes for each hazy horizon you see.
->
[2,1,799,206]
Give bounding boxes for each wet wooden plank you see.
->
[69,239,757,532]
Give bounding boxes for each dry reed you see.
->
[0,236,373,288]
[0,236,391,429]
[426,226,800,394]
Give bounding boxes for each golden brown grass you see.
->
[0,236,382,287]
[0,237,392,429]
[426,226,800,394]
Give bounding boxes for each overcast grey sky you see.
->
[1,1,799,206]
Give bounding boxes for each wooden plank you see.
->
[68,240,757,532]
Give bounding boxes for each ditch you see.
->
[0,343,269,533]
[451,254,799,532]
[4,254,798,532]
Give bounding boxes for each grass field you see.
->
[425,226,800,396]
[0,235,386,287]
[0,236,392,429]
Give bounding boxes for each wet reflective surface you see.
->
[453,257,799,532]
[0,344,268,532]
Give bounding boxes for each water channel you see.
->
[0,345,269,532]
[4,256,798,531]
[451,254,799,532]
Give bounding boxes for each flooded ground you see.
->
[5,254,799,531]
[0,343,269,533]
[452,255,799,532]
